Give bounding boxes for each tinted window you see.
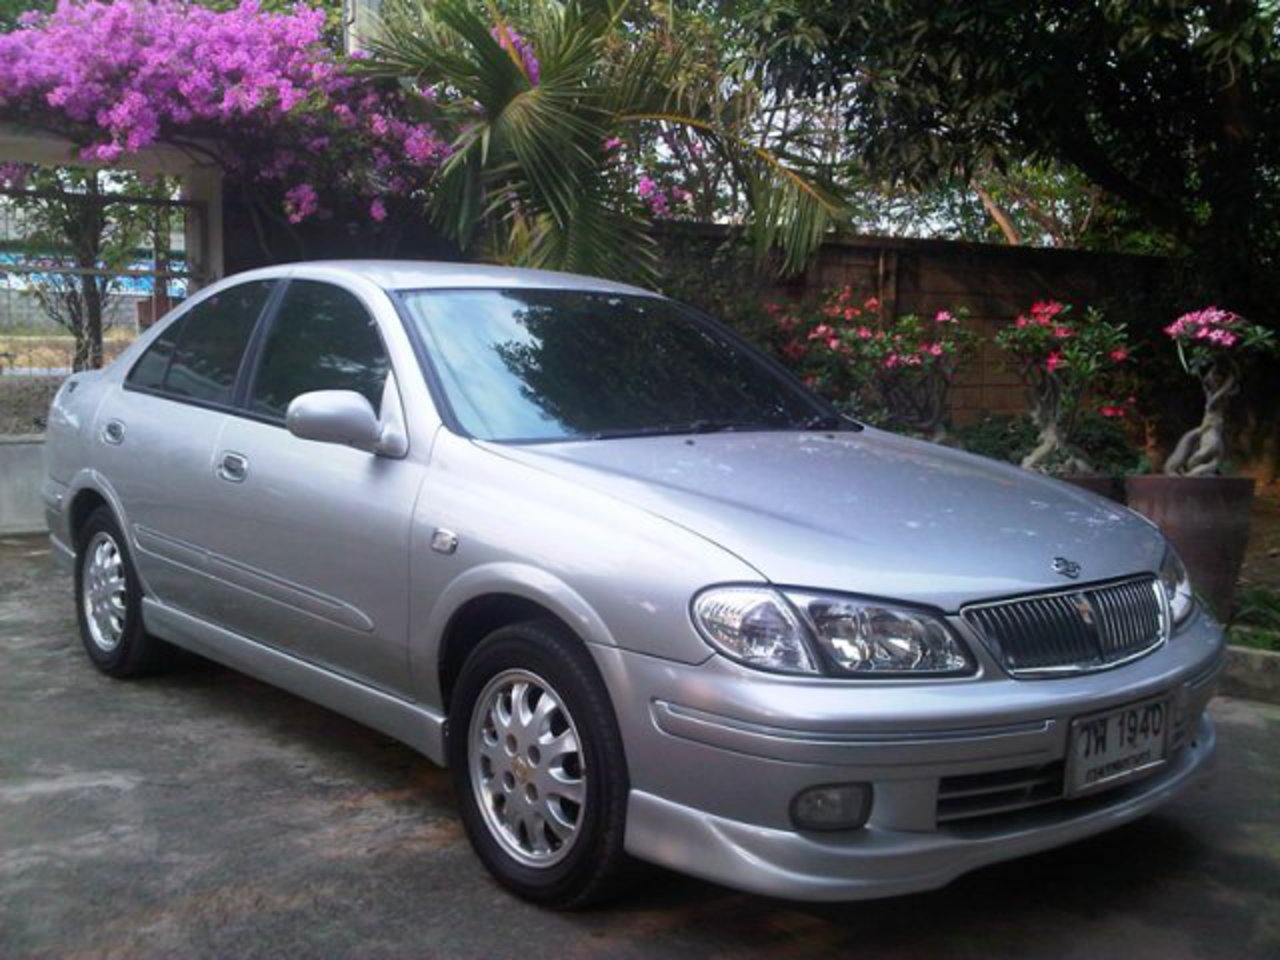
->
[161,280,275,405]
[400,289,829,442]
[249,280,390,419]
[126,313,188,391]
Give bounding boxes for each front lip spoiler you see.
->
[624,714,1216,902]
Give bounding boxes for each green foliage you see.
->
[363,0,845,281]
[1234,585,1280,631]
[947,414,1038,464]
[1070,412,1144,476]
[1229,627,1280,652]
[0,0,51,31]
[758,0,1280,324]
[2,167,160,369]
[947,410,1140,474]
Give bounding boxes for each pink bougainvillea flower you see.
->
[284,182,319,223]
[0,0,448,223]
[807,323,834,341]
[1099,406,1126,418]
[1045,351,1063,373]
[864,296,880,311]
[1110,348,1129,362]
[602,136,624,152]
[636,176,657,198]
[934,310,954,323]
[1053,326,1073,339]
[369,197,387,222]
[856,326,872,339]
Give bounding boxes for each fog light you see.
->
[790,783,873,832]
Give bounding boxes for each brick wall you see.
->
[657,225,1169,423]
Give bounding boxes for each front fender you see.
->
[412,561,621,708]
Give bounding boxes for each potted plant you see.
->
[1126,306,1275,617]
[769,287,976,440]
[994,298,1133,499]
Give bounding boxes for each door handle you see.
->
[217,451,249,483]
[102,419,125,445]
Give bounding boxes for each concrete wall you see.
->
[0,435,45,534]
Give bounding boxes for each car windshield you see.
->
[399,288,848,442]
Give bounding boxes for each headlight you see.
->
[691,586,973,677]
[691,587,817,674]
[1159,547,1195,626]
[786,591,973,676]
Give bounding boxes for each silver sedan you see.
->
[43,261,1223,907]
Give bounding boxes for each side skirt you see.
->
[142,598,447,766]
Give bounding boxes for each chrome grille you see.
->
[936,762,1065,824]
[962,577,1166,677]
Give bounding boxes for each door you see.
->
[95,278,277,623]
[201,279,423,696]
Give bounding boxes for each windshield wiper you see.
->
[584,419,770,440]
[578,414,860,441]
[795,412,862,431]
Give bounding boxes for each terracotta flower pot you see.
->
[1064,475,1126,504]
[1124,475,1255,619]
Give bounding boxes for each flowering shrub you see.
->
[994,299,1131,473]
[0,1,449,224]
[768,286,975,436]
[1162,306,1276,476]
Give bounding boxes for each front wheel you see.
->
[448,619,633,908]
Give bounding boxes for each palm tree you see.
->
[363,0,845,280]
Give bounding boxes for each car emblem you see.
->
[1052,557,1081,579]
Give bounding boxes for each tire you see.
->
[448,618,634,908]
[74,506,168,678]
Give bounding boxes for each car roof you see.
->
[244,260,658,298]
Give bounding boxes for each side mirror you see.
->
[285,390,386,454]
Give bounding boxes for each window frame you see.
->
[238,277,399,428]
[122,276,404,435]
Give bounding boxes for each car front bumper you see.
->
[592,608,1223,901]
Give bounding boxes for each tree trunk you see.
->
[974,185,1022,245]
[1164,363,1236,476]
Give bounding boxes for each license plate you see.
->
[1066,697,1169,797]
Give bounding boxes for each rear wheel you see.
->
[448,619,633,908]
[75,507,167,677]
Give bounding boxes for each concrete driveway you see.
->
[2,535,1278,960]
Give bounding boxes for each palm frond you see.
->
[366,0,847,279]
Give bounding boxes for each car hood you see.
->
[483,427,1166,611]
